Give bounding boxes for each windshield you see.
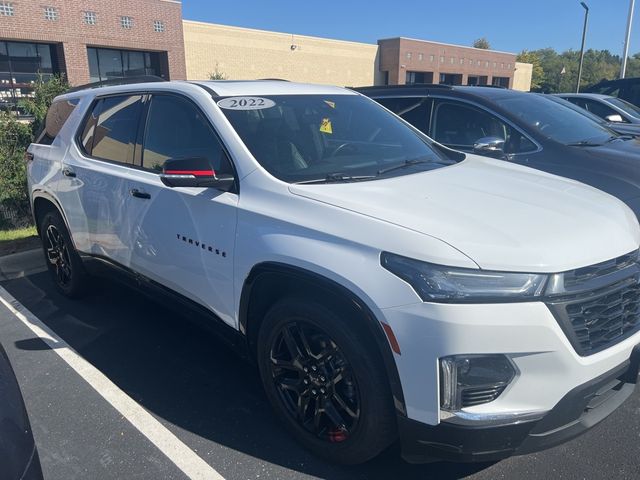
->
[494,94,615,145]
[608,97,640,119]
[217,94,451,183]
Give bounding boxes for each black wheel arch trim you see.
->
[239,261,407,416]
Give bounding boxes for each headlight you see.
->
[381,252,548,302]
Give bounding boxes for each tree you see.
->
[20,73,69,136]
[472,37,491,50]
[516,50,545,90]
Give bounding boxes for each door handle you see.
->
[62,167,76,178]
[130,188,151,199]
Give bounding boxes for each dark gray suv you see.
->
[356,85,640,218]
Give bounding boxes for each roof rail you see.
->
[354,83,454,91]
[466,84,507,89]
[258,78,290,81]
[67,75,166,93]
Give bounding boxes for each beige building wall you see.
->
[183,20,379,87]
[513,62,533,91]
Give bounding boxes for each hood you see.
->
[289,156,640,272]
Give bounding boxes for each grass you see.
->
[0,225,37,242]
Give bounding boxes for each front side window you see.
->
[582,99,621,121]
[607,97,640,119]
[142,94,230,173]
[431,100,536,154]
[85,95,144,164]
[495,94,615,145]
[218,94,450,183]
[377,97,431,133]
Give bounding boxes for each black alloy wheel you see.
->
[269,320,360,443]
[257,297,396,464]
[39,210,89,297]
[44,223,72,288]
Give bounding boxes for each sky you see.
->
[183,0,639,56]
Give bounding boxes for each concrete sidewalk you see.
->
[0,249,46,281]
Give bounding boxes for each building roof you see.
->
[377,36,516,56]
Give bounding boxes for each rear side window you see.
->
[36,98,79,145]
[142,94,230,173]
[80,95,144,165]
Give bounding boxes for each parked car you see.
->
[585,77,640,107]
[357,84,640,217]
[0,343,43,480]
[553,93,640,136]
[27,79,640,465]
[543,94,640,137]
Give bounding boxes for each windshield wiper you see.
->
[566,140,605,147]
[294,173,377,184]
[376,159,428,175]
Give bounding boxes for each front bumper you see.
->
[398,344,639,463]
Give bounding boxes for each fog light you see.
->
[440,355,516,411]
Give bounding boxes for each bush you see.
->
[0,74,69,229]
[0,113,33,229]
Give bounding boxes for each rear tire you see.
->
[39,209,89,298]
[257,297,397,464]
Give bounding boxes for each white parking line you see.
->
[0,285,225,480]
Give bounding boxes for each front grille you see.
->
[547,251,640,356]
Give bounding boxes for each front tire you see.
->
[39,210,89,298]
[257,297,396,464]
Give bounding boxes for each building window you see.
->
[44,6,58,21]
[469,59,473,65]
[429,54,434,62]
[84,11,96,25]
[418,53,423,61]
[477,60,481,66]
[507,63,512,69]
[87,46,165,83]
[0,41,58,115]
[121,16,133,29]
[0,2,14,16]
[485,61,489,68]
[440,56,444,63]
[459,58,464,65]
[153,20,165,32]
[501,63,505,69]
[406,52,412,60]
[450,57,454,64]
[493,62,497,68]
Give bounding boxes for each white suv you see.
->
[27,79,640,465]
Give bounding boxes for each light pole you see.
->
[620,0,636,78]
[576,1,589,93]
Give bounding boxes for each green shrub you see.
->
[20,73,70,137]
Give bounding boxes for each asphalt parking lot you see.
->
[0,250,639,480]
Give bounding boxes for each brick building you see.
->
[0,0,186,113]
[378,37,517,87]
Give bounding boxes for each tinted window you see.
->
[582,99,620,121]
[143,95,229,173]
[494,94,614,145]
[431,101,536,154]
[90,95,143,164]
[36,98,79,145]
[377,97,430,133]
[565,97,588,109]
[219,94,449,183]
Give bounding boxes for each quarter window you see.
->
[142,95,230,173]
[37,98,79,145]
[85,95,144,164]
